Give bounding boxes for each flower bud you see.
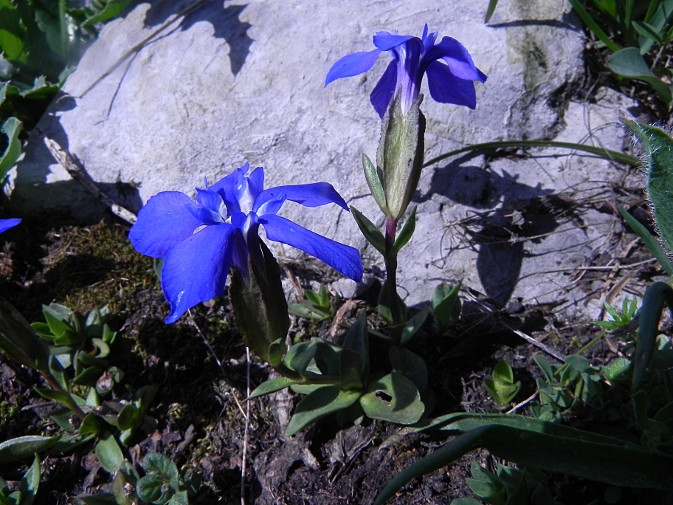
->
[376,93,425,219]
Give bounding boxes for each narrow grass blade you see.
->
[374,421,673,504]
[423,139,638,169]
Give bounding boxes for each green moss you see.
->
[0,401,19,427]
[41,221,155,316]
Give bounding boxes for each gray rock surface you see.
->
[5,0,643,319]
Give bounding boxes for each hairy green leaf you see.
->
[351,206,385,255]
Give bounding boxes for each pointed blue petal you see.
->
[425,37,486,82]
[426,60,478,109]
[256,182,349,215]
[261,214,363,282]
[0,218,21,234]
[247,166,265,199]
[129,192,202,258]
[370,59,398,118]
[161,224,234,323]
[209,162,250,197]
[373,32,415,51]
[325,49,381,85]
[421,25,438,52]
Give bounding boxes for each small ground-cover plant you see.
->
[0,300,157,473]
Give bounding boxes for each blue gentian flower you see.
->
[325,25,487,118]
[0,218,21,234]
[129,163,363,324]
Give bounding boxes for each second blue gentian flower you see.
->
[325,25,487,117]
[130,163,363,323]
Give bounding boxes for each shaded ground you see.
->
[0,174,664,504]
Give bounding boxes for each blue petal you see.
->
[421,25,437,52]
[261,214,363,282]
[0,218,21,234]
[370,59,398,118]
[161,224,234,323]
[426,37,486,82]
[255,182,349,215]
[426,60,478,109]
[247,166,265,199]
[194,188,226,222]
[129,192,203,258]
[325,49,381,85]
[373,32,416,51]
[208,162,250,198]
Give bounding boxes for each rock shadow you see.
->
[419,155,572,307]
[13,92,143,222]
[141,0,252,75]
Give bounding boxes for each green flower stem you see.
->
[383,216,406,326]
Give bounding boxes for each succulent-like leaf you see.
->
[0,436,60,464]
[359,372,424,424]
[95,433,124,474]
[285,386,360,435]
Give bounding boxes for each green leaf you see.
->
[359,372,424,424]
[362,153,388,214]
[399,306,430,345]
[389,346,428,391]
[95,433,123,474]
[248,376,300,399]
[0,298,51,373]
[0,117,22,184]
[340,313,368,387]
[608,48,672,105]
[484,0,499,22]
[568,0,621,51]
[634,281,673,389]
[81,0,131,27]
[391,206,416,255]
[632,20,664,45]
[432,283,462,329]
[0,436,60,464]
[136,474,168,504]
[620,207,673,274]
[143,452,180,487]
[18,454,40,505]
[350,206,385,255]
[117,404,143,431]
[602,357,631,381]
[285,385,361,436]
[374,416,673,505]
[230,241,289,363]
[625,120,673,252]
[533,355,555,383]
